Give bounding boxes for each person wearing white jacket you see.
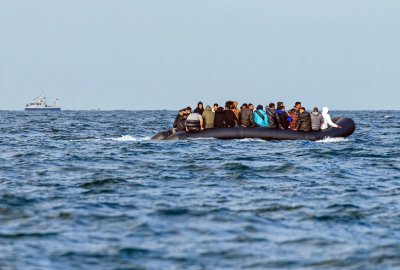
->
[321,107,341,130]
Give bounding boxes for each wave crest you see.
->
[316,137,347,143]
[109,135,150,142]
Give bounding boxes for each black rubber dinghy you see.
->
[152,118,355,141]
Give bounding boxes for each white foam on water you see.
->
[234,138,265,142]
[384,115,392,119]
[70,135,150,142]
[316,137,347,143]
[109,135,150,142]
[187,137,216,141]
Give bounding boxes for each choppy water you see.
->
[0,110,399,270]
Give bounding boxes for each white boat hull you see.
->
[25,107,61,111]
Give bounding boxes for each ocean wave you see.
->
[108,135,150,142]
[233,138,265,142]
[69,135,150,142]
[316,137,347,143]
[1,110,399,270]
[186,137,216,141]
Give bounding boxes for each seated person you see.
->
[239,103,255,127]
[173,109,185,128]
[288,109,299,130]
[185,106,192,115]
[321,107,341,129]
[293,101,302,117]
[296,107,312,132]
[311,107,324,131]
[186,112,204,131]
[265,103,283,129]
[248,103,255,112]
[225,104,239,127]
[176,113,187,132]
[193,101,204,115]
[214,107,226,128]
[253,105,269,127]
[213,103,219,112]
[277,105,289,129]
[202,105,215,129]
[232,101,240,119]
[173,109,186,131]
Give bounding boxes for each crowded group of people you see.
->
[173,100,341,132]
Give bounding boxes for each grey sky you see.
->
[1,1,399,110]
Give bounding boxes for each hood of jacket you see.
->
[266,107,276,114]
[311,111,321,116]
[204,105,212,111]
[322,107,329,115]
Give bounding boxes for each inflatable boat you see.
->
[152,118,355,141]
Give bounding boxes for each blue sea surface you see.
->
[0,110,399,269]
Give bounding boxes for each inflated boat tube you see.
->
[151,130,171,140]
[185,120,201,132]
[151,118,355,141]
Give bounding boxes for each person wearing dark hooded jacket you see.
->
[224,105,239,127]
[265,103,283,129]
[202,105,215,129]
[214,107,226,128]
[310,107,324,131]
[193,101,204,115]
[173,109,185,129]
[296,107,312,132]
[277,105,290,129]
[176,113,187,132]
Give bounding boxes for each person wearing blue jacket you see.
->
[253,105,269,127]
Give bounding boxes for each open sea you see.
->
[0,110,399,270]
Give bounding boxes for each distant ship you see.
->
[25,95,61,111]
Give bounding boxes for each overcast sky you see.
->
[1,1,399,110]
